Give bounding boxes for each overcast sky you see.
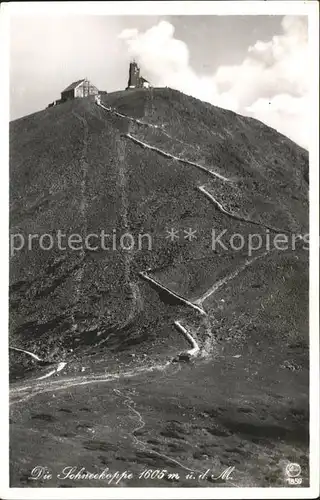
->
[10,15,308,147]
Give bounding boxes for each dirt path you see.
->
[139,270,206,316]
[115,130,142,327]
[113,384,238,485]
[71,111,89,332]
[113,386,202,474]
[36,362,67,381]
[198,184,288,234]
[97,99,195,149]
[9,346,43,362]
[173,321,200,357]
[96,99,228,181]
[194,250,272,305]
[10,361,173,406]
[124,133,230,182]
[96,99,218,359]
[140,268,216,358]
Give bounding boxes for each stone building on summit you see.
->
[60,78,99,101]
[126,61,151,90]
[47,62,151,109]
[47,78,100,108]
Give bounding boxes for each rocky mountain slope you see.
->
[9,88,309,487]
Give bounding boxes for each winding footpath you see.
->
[9,98,282,485]
[36,362,67,381]
[113,386,238,486]
[139,271,206,316]
[96,100,196,148]
[124,133,230,182]
[10,361,172,406]
[71,111,90,332]
[194,250,272,305]
[9,347,68,380]
[116,130,142,328]
[9,346,43,362]
[198,185,288,234]
[113,386,201,474]
[95,99,280,358]
[96,100,229,182]
[11,100,280,388]
[173,321,200,357]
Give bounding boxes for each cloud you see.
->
[247,94,309,148]
[118,17,309,148]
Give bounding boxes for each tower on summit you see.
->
[126,61,151,90]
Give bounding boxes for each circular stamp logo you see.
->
[286,463,301,478]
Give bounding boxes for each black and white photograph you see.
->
[1,1,319,498]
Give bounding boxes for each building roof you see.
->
[62,79,86,93]
[140,76,150,83]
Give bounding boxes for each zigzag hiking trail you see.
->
[9,88,309,487]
